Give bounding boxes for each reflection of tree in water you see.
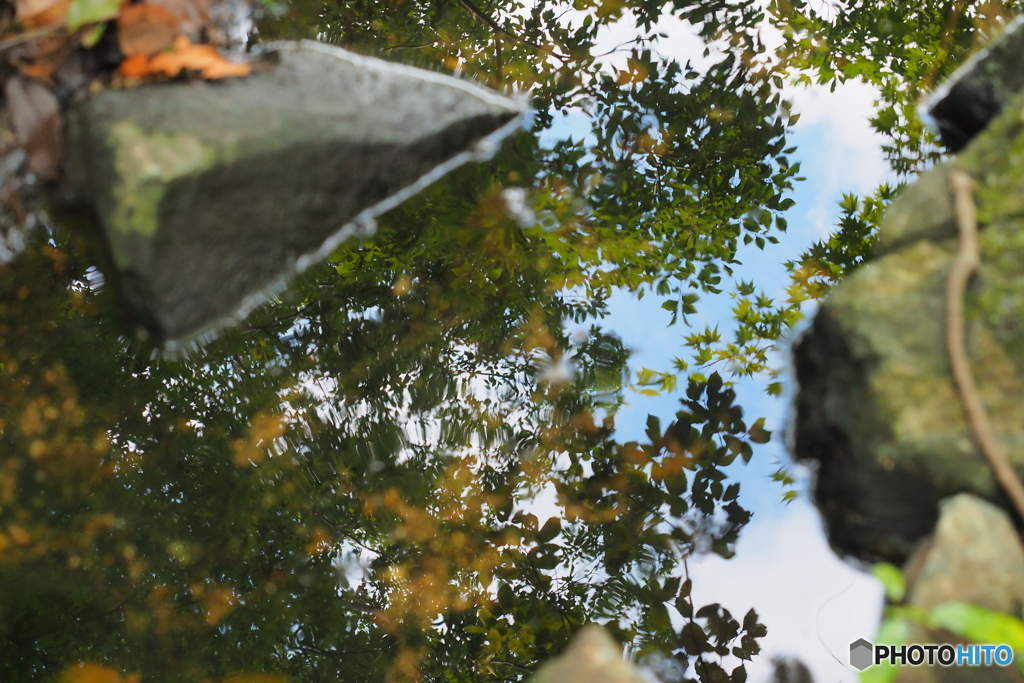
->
[0,0,989,679]
[0,211,769,679]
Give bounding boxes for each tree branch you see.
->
[455,0,569,62]
[946,169,1024,519]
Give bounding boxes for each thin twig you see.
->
[592,36,643,59]
[455,0,569,62]
[0,24,63,52]
[946,169,1024,519]
[382,42,434,52]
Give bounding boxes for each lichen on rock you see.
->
[107,121,227,264]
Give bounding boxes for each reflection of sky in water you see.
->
[534,68,895,680]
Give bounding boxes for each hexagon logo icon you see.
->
[850,638,874,671]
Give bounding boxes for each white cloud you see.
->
[591,10,711,75]
[785,79,894,236]
[688,500,884,683]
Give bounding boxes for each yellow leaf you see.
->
[203,587,237,625]
[59,662,140,683]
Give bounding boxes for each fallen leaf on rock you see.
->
[119,34,250,79]
[4,75,63,179]
[117,1,179,56]
[116,52,149,77]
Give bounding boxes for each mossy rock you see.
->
[62,41,525,346]
[794,88,1024,562]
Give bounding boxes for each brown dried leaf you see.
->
[4,76,63,180]
[12,33,75,82]
[148,0,207,37]
[15,0,70,27]
[117,1,179,56]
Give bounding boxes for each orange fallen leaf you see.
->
[117,52,150,78]
[194,52,251,79]
[120,34,250,79]
[117,1,180,56]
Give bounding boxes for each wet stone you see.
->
[62,40,526,346]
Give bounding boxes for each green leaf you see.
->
[870,107,898,134]
[537,517,561,544]
[65,0,121,30]
[80,21,106,47]
[861,618,910,683]
[860,659,899,683]
[646,414,661,443]
[871,563,906,603]
[928,602,1024,651]
[747,417,770,444]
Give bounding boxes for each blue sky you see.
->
[606,80,894,682]
[537,47,898,679]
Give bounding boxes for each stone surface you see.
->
[527,624,648,683]
[63,40,526,345]
[794,86,1024,561]
[894,494,1024,683]
[907,494,1024,613]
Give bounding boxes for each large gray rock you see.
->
[905,494,1024,614]
[63,41,526,346]
[794,87,1024,561]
